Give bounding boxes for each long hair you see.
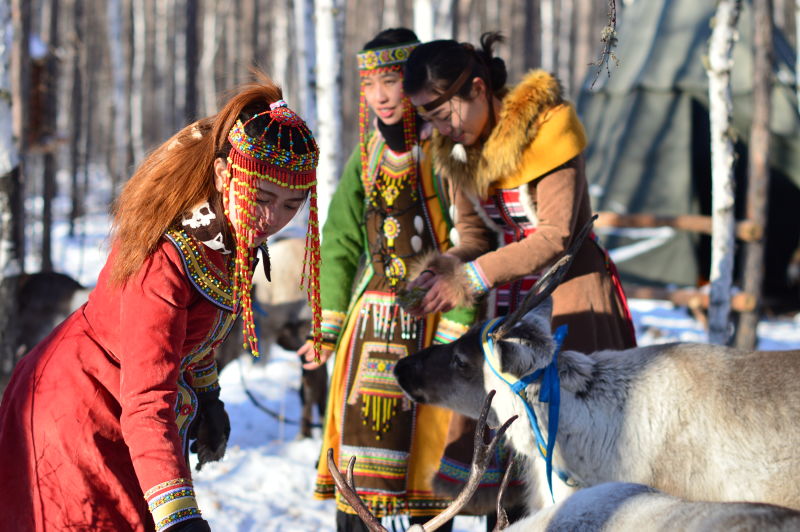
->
[110,75,283,283]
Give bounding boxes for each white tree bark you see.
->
[0,0,20,372]
[706,0,742,345]
[0,4,16,182]
[271,0,290,95]
[413,0,434,42]
[314,0,345,226]
[130,0,146,164]
[540,0,556,72]
[293,0,317,131]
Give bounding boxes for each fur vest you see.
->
[432,70,587,198]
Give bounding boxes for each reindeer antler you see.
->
[492,214,598,339]
[492,456,517,531]
[328,391,518,532]
[326,450,387,532]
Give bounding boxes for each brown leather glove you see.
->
[188,389,230,471]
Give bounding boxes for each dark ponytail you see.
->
[403,31,507,100]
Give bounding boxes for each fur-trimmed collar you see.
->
[433,70,565,198]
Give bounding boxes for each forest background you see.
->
[0,0,798,376]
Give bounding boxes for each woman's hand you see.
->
[407,274,462,316]
[299,340,333,370]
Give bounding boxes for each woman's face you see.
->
[214,158,307,247]
[410,77,490,147]
[362,70,405,125]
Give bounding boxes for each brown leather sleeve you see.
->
[446,186,495,262]
[476,157,586,286]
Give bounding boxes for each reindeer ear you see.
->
[496,296,555,377]
[504,296,553,340]
[497,338,538,377]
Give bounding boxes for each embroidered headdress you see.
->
[357,41,419,179]
[225,99,321,358]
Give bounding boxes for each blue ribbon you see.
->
[482,318,569,502]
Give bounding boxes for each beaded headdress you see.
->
[225,99,321,359]
[357,41,420,180]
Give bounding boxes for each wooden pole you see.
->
[736,0,774,349]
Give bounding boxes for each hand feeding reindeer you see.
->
[394,217,800,515]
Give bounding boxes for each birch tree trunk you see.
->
[0,0,20,383]
[736,0,773,349]
[706,0,742,345]
[271,0,291,97]
[130,0,145,164]
[294,0,317,131]
[540,0,556,73]
[314,0,345,226]
[413,0,434,42]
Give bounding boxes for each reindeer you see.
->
[330,393,800,532]
[504,481,800,531]
[393,218,800,513]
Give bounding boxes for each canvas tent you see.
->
[578,0,800,302]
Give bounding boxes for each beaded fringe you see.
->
[225,150,323,360]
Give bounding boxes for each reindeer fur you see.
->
[394,297,800,513]
[506,482,800,531]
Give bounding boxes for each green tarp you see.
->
[578,0,800,297]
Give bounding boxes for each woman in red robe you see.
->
[0,77,322,532]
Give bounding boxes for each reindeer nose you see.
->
[394,356,423,398]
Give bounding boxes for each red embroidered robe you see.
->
[0,229,237,532]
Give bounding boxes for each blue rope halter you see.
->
[481,317,569,502]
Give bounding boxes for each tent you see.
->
[577,0,800,302]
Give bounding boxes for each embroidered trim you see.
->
[357,42,418,72]
[433,318,469,345]
[146,480,202,531]
[321,309,347,342]
[165,229,235,311]
[189,360,220,393]
[143,478,194,500]
[463,261,490,295]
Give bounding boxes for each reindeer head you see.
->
[395,215,596,426]
[394,297,556,425]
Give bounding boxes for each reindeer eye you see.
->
[452,355,469,371]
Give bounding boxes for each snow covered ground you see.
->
[37,179,800,531]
